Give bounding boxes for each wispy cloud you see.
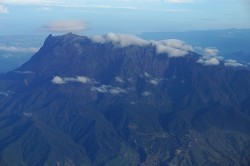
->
[142,91,152,96]
[43,20,87,33]
[3,0,57,5]
[13,70,34,74]
[2,0,193,13]
[0,91,9,97]
[91,85,127,95]
[39,6,52,11]
[0,5,9,14]
[200,17,217,21]
[0,45,38,53]
[0,54,13,58]
[163,0,195,3]
[115,77,125,83]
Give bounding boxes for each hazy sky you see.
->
[0,0,250,35]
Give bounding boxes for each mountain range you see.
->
[0,33,249,166]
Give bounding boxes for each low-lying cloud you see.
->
[204,48,219,56]
[52,76,92,84]
[13,70,34,74]
[142,91,152,96]
[0,91,9,97]
[91,85,127,95]
[155,45,188,57]
[115,77,125,83]
[43,20,87,33]
[197,58,220,66]
[153,39,193,57]
[224,59,246,67]
[52,76,66,84]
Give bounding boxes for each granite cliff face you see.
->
[0,33,249,166]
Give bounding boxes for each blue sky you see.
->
[0,0,250,35]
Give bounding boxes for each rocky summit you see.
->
[0,33,250,166]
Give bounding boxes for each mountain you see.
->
[0,33,250,166]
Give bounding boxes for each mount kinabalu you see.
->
[0,33,250,166]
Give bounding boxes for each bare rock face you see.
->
[0,33,249,166]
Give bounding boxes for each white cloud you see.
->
[23,112,32,117]
[52,76,66,84]
[52,76,93,84]
[3,0,56,5]
[149,79,160,85]
[204,48,219,56]
[64,76,92,84]
[156,39,193,52]
[91,85,109,93]
[91,33,192,57]
[0,54,13,58]
[0,91,9,97]
[154,39,193,57]
[0,45,38,53]
[0,5,9,13]
[91,33,149,47]
[144,72,151,77]
[224,59,246,67]
[115,77,125,83]
[142,91,152,96]
[164,0,195,3]
[156,45,188,57]
[13,70,34,74]
[91,85,127,95]
[40,6,52,11]
[194,46,220,58]
[43,20,87,33]
[110,87,127,95]
[197,58,220,66]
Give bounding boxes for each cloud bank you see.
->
[43,20,87,33]
[91,33,193,57]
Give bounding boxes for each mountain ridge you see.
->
[0,33,249,165]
